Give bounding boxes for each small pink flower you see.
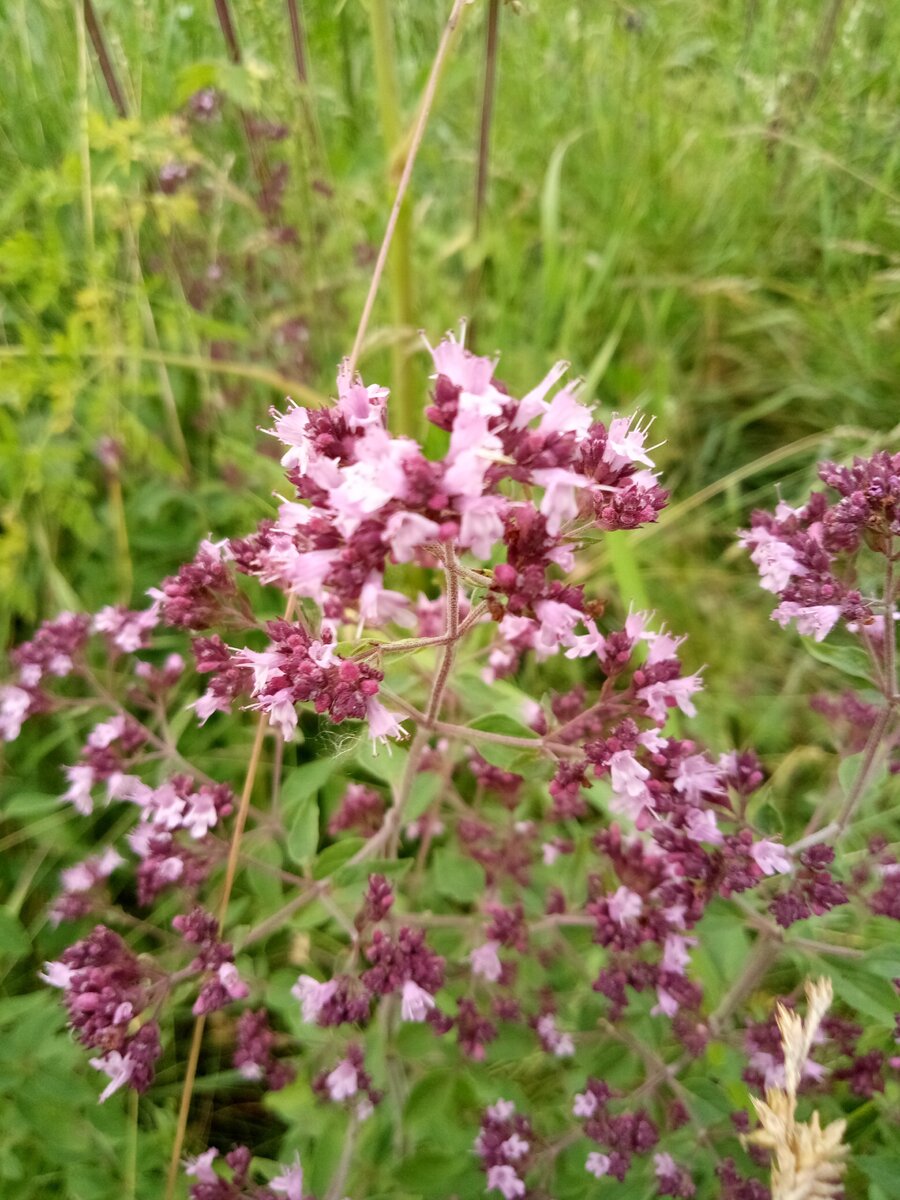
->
[89,1049,133,1102]
[366,697,407,747]
[608,886,643,925]
[751,839,792,876]
[486,1164,526,1199]
[586,1151,612,1178]
[470,941,503,983]
[292,975,338,1023]
[326,1058,359,1101]
[400,979,435,1022]
[185,1147,219,1184]
[573,1090,597,1118]
[270,1152,304,1200]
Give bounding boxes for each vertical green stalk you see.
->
[368,0,415,437]
[74,0,95,261]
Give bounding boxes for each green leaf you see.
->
[857,1157,900,1192]
[287,798,319,865]
[829,966,897,1027]
[313,839,365,880]
[433,847,484,903]
[467,713,539,770]
[280,759,338,819]
[0,911,29,956]
[802,638,873,684]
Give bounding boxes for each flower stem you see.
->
[347,0,471,386]
[368,0,415,436]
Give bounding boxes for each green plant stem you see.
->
[368,0,415,435]
[347,0,470,385]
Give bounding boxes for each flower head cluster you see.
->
[739,451,899,641]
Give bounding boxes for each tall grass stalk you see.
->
[368,0,416,436]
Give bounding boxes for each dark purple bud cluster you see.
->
[151,543,247,630]
[41,925,162,1100]
[173,907,249,1015]
[329,784,385,836]
[233,1009,295,1092]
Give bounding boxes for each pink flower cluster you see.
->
[739,451,899,642]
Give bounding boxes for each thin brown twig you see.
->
[83,0,128,118]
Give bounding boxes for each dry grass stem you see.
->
[745,978,849,1200]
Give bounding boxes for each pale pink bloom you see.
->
[113,1001,134,1025]
[269,401,311,472]
[604,415,656,470]
[384,511,441,563]
[366,697,407,747]
[356,1096,374,1121]
[264,689,300,741]
[62,764,96,815]
[533,599,584,653]
[572,1091,597,1118]
[486,1164,525,1199]
[536,386,592,439]
[684,808,723,845]
[645,629,686,666]
[662,935,695,975]
[40,960,72,988]
[772,601,841,642]
[500,1134,529,1161]
[218,962,249,1000]
[547,541,576,572]
[270,1153,304,1200]
[564,620,606,659]
[654,1153,678,1180]
[541,842,561,866]
[751,839,792,876]
[624,608,653,643]
[638,673,703,722]
[531,467,583,535]
[61,849,123,894]
[261,544,335,601]
[191,688,231,724]
[427,329,498,392]
[586,1152,612,1178]
[184,791,219,839]
[651,988,679,1018]
[326,1058,359,1101]
[400,979,435,1022]
[673,754,722,804]
[608,749,652,820]
[149,782,185,831]
[514,360,570,426]
[292,975,338,1023]
[608,886,643,925]
[739,527,805,593]
[358,578,414,629]
[87,715,127,749]
[336,360,388,430]
[0,685,31,742]
[486,1099,516,1121]
[185,1148,219,1184]
[498,613,537,643]
[92,606,158,653]
[471,941,503,983]
[444,410,503,497]
[457,494,507,559]
[638,728,667,753]
[274,498,314,533]
[89,1050,133,1102]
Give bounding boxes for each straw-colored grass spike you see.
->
[744,977,849,1200]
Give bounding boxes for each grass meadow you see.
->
[0,1,898,1197]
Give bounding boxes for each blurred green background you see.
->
[1,0,898,1195]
